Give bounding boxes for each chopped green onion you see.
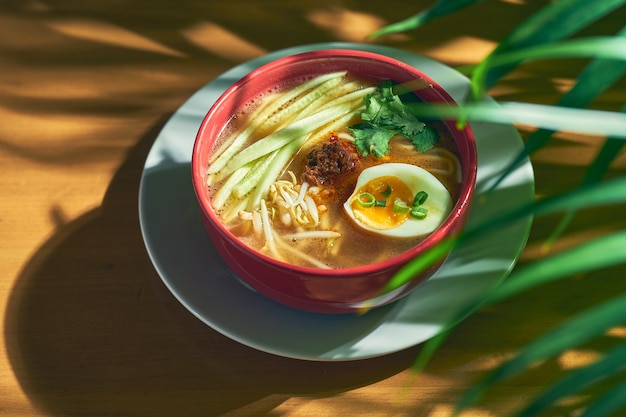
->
[357,192,376,208]
[410,207,428,219]
[413,191,428,206]
[375,199,387,207]
[393,199,410,213]
[381,184,393,198]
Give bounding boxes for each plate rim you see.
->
[138,42,535,361]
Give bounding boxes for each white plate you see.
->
[138,42,534,361]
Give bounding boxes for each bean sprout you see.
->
[260,199,281,260]
[293,181,309,206]
[252,210,262,235]
[238,211,253,221]
[336,131,356,142]
[233,171,341,265]
[304,195,319,225]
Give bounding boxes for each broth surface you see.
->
[207,73,462,269]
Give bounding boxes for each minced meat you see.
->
[302,135,362,187]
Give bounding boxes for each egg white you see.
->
[343,163,453,238]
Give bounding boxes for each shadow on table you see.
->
[8,118,625,417]
[4,2,626,414]
[4,116,426,417]
[5,76,626,417]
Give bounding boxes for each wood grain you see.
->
[2,1,624,416]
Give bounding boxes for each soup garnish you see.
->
[206,72,461,268]
[348,80,440,157]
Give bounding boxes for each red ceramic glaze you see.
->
[191,49,477,314]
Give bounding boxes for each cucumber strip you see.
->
[211,163,252,210]
[220,104,353,178]
[316,85,375,112]
[207,71,347,173]
[259,73,346,133]
[217,101,361,211]
[282,82,369,128]
[220,194,250,224]
[296,101,364,156]
[247,137,304,211]
[232,150,279,198]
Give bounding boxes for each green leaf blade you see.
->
[487,229,626,304]
[579,378,626,417]
[369,0,484,38]
[481,0,626,89]
[473,36,626,99]
[385,175,626,297]
[402,101,626,139]
[489,54,626,194]
[516,341,626,417]
[456,293,626,413]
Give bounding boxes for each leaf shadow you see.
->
[4,116,423,417]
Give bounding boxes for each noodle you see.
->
[209,72,463,269]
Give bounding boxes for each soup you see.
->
[205,71,462,269]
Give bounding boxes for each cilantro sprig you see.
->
[348,80,439,157]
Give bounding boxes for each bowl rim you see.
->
[191,48,477,279]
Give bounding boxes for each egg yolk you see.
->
[350,175,414,230]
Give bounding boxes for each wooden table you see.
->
[2,1,625,416]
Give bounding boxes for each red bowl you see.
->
[191,49,477,314]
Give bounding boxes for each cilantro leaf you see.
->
[410,125,439,152]
[349,81,439,158]
[348,123,396,158]
[360,95,386,125]
[377,79,396,101]
[390,111,425,138]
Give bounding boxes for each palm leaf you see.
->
[579,378,626,417]
[411,230,626,381]
[385,175,626,294]
[410,328,453,373]
[471,36,626,100]
[487,27,626,194]
[398,177,626,385]
[544,123,626,249]
[485,27,626,245]
[401,101,626,139]
[369,0,484,38]
[481,0,626,89]
[487,229,626,304]
[515,341,626,417]
[454,292,626,414]
[369,2,626,416]
[582,133,626,187]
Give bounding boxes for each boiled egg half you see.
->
[343,163,453,238]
